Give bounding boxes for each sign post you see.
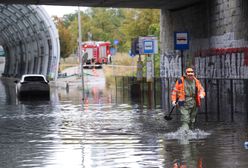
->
[138,36,158,55]
[146,54,153,82]
[138,36,158,82]
[137,55,143,81]
[130,36,158,108]
[130,36,158,82]
[78,6,85,100]
[174,32,189,75]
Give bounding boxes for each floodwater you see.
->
[0,75,248,168]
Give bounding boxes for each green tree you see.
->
[54,8,160,55]
[148,23,160,37]
[53,16,73,59]
[87,8,125,43]
[62,11,92,54]
[62,13,77,28]
[119,9,160,51]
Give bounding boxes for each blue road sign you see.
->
[143,40,154,54]
[174,32,189,50]
[114,39,119,45]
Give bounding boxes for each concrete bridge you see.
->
[0,0,201,9]
[1,0,248,80]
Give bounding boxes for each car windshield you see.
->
[24,76,45,82]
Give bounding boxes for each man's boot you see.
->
[180,123,189,131]
[190,122,195,130]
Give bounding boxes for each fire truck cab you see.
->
[82,41,111,68]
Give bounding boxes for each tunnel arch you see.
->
[0,4,60,80]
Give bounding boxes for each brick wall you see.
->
[160,0,248,79]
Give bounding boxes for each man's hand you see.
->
[200,94,204,99]
[172,101,177,106]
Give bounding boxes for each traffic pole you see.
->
[78,6,85,100]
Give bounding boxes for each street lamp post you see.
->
[78,6,85,100]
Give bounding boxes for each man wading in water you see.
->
[171,67,205,130]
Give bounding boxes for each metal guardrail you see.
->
[115,76,248,122]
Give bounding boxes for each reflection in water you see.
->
[0,77,248,167]
[172,148,203,168]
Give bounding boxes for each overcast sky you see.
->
[42,5,86,17]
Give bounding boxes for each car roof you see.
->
[21,74,46,78]
[20,74,47,81]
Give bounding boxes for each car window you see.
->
[24,76,45,82]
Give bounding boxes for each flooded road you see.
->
[0,76,248,168]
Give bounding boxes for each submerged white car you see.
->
[15,74,50,99]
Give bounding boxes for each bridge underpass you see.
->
[0,0,202,80]
[1,0,248,81]
[0,5,59,79]
[0,2,247,167]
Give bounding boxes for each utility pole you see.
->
[78,6,84,100]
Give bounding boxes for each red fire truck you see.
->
[82,41,111,68]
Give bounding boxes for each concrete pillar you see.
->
[160,9,173,54]
[160,9,182,78]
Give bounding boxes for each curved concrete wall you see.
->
[0,5,60,80]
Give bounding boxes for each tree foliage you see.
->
[52,8,160,59]
[53,16,73,59]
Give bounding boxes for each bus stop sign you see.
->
[174,32,189,50]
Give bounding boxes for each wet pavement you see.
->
[0,71,248,168]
